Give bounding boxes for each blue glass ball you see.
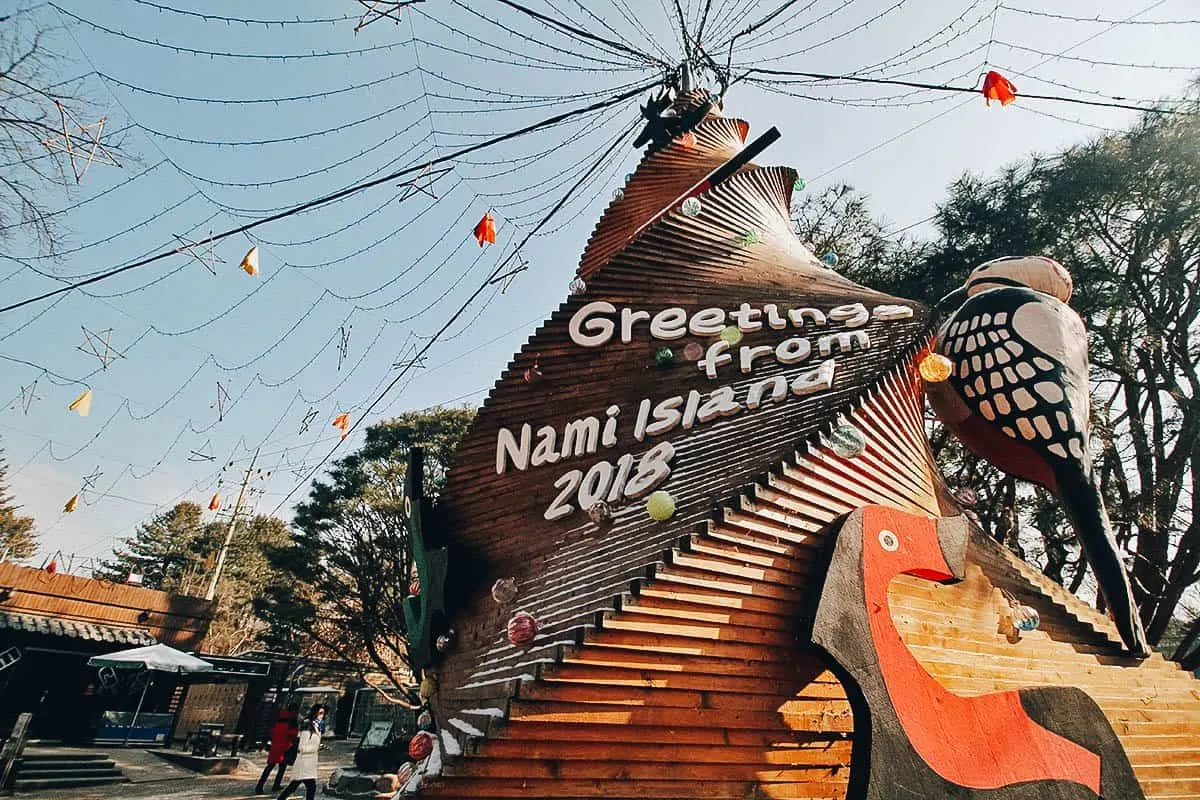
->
[1015,605,1040,632]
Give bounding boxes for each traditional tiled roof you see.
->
[0,610,156,646]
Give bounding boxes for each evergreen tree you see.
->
[257,407,475,693]
[0,450,37,561]
[97,502,211,591]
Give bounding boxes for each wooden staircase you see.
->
[419,360,1200,800]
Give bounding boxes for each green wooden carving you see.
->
[402,447,449,672]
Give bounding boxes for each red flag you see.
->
[209,492,221,511]
[982,71,1017,106]
[473,212,496,247]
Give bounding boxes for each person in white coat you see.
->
[277,705,325,800]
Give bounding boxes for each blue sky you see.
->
[0,0,1195,570]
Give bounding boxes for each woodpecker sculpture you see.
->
[925,255,1150,657]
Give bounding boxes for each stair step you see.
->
[18,753,112,763]
[16,762,117,772]
[17,767,124,779]
[12,776,128,791]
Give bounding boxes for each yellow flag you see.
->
[68,389,92,417]
[64,494,79,513]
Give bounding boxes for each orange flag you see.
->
[473,212,496,247]
[209,492,221,511]
[332,412,351,439]
[982,71,1017,106]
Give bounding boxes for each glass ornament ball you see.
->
[1015,605,1041,632]
[738,229,760,247]
[586,501,613,525]
[612,187,625,202]
[645,490,676,521]
[719,326,743,346]
[568,276,587,296]
[683,342,704,361]
[828,424,867,458]
[655,347,675,367]
[408,731,435,761]
[919,353,954,383]
[625,172,635,183]
[681,196,702,218]
[506,611,539,646]
[491,577,519,605]
[794,177,806,192]
[821,251,839,267]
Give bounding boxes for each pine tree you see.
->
[97,502,211,591]
[0,449,37,561]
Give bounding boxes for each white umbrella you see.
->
[88,644,213,746]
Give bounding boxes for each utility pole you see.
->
[205,447,259,601]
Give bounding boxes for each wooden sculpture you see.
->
[926,255,1149,657]
[402,447,449,671]
[812,504,1145,799]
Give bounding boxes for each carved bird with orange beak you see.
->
[925,255,1150,658]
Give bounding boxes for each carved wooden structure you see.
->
[409,92,1200,799]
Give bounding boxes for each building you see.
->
[0,562,213,741]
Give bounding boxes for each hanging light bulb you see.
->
[568,276,587,295]
[655,347,675,367]
[793,177,807,192]
[680,131,697,149]
[719,326,743,346]
[681,197,702,217]
[612,188,625,202]
[683,342,704,361]
[822,252,839,267]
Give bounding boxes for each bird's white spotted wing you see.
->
[939,289,1090,466]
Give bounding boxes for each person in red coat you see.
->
[256,709,299,794]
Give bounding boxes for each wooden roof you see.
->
[0,562,214,649]
[415,103,1200,799]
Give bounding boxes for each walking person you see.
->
[277,705,325,800]
[256,709,298,794]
